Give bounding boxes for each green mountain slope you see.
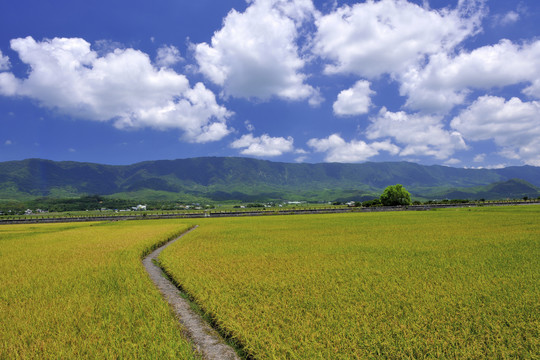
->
[422,179,540,201]
[0,157,539,202]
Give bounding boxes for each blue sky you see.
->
[1,0,539,167]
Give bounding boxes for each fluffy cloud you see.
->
[473,153,486,163]
[401,39,540,112]
[194,0,320,103]
[445,158,461,165]
[0,37,231,143]
[312,0,483,78]
[155,45,183,68]
[0,50,15,94]
[0,50,9,71]
[333,80,374,116]
[493,11,520,27]
[451,96,540,165]
[307,133,399,163]
[366,108,467,159]
[230,133,294,156]
[244,120,255,132]
[0,72,18,96]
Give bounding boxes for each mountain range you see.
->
[1,157,539,203]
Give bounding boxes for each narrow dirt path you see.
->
[143,226,240,360]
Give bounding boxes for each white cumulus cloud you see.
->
[0,37,231,143]
[155,45,183,68]
[493,11,520,27]
[401,39,540,113]
[333,80,374,116]
[230,133,294,157]
[312,0,483,78]
[194,0,320,104]
[307,133,399,163]
[451,96,540,166]
[0,50,9,71]
[473,153,486,163]
[366,107,468,160]
[445,158,461,165]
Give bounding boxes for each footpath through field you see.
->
[142,226,240,360]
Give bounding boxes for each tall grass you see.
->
[160,206,540,359]
[0,220,199,359]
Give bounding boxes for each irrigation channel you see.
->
[142,226,240,360]
[1,200,538,225]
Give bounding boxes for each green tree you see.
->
[362,198,382,207]
[380,184,412,206]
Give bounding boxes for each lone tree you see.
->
[380,184,412,206]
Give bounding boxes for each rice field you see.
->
[1,207,538,359]
[160,206,540,359]
[0,220,198,359]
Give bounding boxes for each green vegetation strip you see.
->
[0,220,199,359]
[160,207,540,359]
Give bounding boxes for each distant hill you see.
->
[0,157,539,202]
[422,178,540,201]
